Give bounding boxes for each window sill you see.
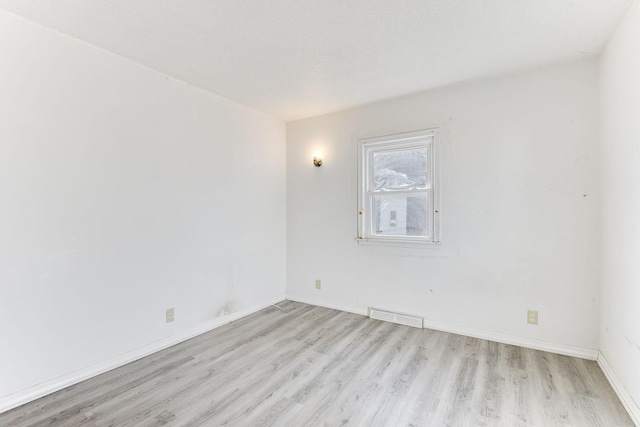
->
[356,237,442,249]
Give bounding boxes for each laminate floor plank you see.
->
[0,301,633,426]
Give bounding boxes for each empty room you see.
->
[0,1,639,426]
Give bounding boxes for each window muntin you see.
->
[358,129,439,244]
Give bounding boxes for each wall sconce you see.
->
[313,153,323,167]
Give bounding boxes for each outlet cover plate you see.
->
[527,309,538,325]
[166,308,175,323]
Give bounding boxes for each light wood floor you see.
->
[0,301,633,426]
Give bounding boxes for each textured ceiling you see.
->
[0,1,633,121]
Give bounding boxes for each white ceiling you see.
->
[0,1,632,121]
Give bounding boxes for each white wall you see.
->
[599,0,640,419]
[287,60,601,354]
[0,10,286,407]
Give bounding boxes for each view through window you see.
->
[358,129,439,244]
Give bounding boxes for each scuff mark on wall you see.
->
[218,300,237,317]
[623,334,640,352]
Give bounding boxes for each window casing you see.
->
[357,129,440,245]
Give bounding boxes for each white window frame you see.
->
[357,128,440,246]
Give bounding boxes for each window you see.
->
[357,129,440,245]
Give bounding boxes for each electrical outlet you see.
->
[527,310,538,325]
[315,279,321,290]
[166,308,175,323]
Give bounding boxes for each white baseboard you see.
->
[421,318,599,360]
[0,294,286,415]
[286,295,598,360]
[285,294,368,316]
[597,352,640,426]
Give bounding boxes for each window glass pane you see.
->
[372,147,427,191]
[372,193,429,237]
